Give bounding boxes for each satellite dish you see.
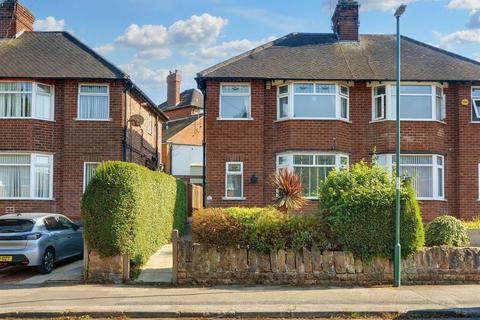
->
[129,114,144,127]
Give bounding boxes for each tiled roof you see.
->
[198,33,480,82]
[0,31,126,79]
[159,88,204,111]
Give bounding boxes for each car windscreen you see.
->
[0,219,35,233]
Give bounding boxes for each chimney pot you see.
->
[0,0,35,38]
[166,70,181,107]
[332,0,360,41]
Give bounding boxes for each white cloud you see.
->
[94,44,115,55]
[116,24,168,49]
[33,16,65,31]
[167,13,228,47]
[447,0,480,10]
[186,37,276,63]
[467,10,480,28]
[437,28,480,48]
[134,48,172,62]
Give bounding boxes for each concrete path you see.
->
[134,244,172,284]
[17,259,83,285]
[0,284,480,318]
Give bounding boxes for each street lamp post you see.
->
[394,4,407,288]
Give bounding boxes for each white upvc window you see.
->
[472,87,480,122]
[147,112,153,134]
[276,152,349,199]
[219,83,251,120]
[0,82,54,121]
[0,153,53,200]
[224,161,244,200]
[375,154,444,200]
[371,84,445,122]
[83,162,100,192]
[277,82,349,121]
[78,84,110,120]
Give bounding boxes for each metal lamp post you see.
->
[394,4,407,288]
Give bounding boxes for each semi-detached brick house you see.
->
[0,0,168,220]
[197,0,480,221]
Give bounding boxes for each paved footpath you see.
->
[1,284,480,318]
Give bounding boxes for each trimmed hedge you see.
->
[192,207,327,252]
[81,161,187,267]
[425,215,470,247]
[318,161,425,262]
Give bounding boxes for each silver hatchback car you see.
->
[0,213,83,274]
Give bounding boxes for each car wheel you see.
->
[38,248,55,274]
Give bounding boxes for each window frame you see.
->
[276,152,349,200]
[77,83,110,121]
[0,81,54,121]
[223,161,244,200]
[0,153,54,200]
[374,153,444,201]
[83,162,101,192]
[371,83,445,122]
[471,87,480,123]
[218,83,252,120]
[276,82,350,121]
[147,112,153,135]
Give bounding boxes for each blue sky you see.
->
[22,0,480,103]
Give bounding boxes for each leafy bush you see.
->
[270,169,307,213]
[192,207,327,252]
[318,161,425,261]
[462,217,480,229]
[425,215,470,247]
[81,161,187,267]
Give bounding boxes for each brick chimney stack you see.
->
[332,0,360,41]
[0,0,35,38]
[167,70,181,107]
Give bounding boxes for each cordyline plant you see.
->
[270,169,307,214]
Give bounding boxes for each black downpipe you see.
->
[122,81,134,162]
[201,84,207,208]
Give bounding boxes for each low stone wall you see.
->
[174,239,480,285]
[84,249,130,283]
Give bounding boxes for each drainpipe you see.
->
[200,84,207,208]
[155,115,160,170]
[122,81,134,162]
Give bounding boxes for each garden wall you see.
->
[173,238,480,285]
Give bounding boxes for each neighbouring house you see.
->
[197,0,480,221]
[160,71,204,184]
[0,0,168,219]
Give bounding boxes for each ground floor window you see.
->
[224,162,243,199]
[83,162,100,191]
[0,153,53,199]
[276,152,348,198]
[375,154,444,200]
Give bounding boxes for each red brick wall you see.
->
[0,1,34,38]
[0,79,161,220]
[205,79,480,221]
[164,107,201,120]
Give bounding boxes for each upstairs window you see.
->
[0,82,54,120]
[472,87,480,122]
[372,84,445,122]
[219,84,251,119]
[277,83,349,120]
[78,84,109,120]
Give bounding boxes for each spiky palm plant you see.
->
[270,169,307,214]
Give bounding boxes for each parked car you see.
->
[0,213,83,274]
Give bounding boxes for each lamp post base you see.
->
[394,243,401,287]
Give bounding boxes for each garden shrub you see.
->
[462,217,480,229]
[425,215,470,247]
[192,207,327,252]
[318,161,424,262]
[81,161,187,267]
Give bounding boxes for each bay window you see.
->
[371,84,445,121]
[277,83,349,120]
[277,153,348,198]
[0,153,53,200]
[224,162,244,199]
[375,154,444,200]
[219,84,251,119]
[0,82,54,120]
[78,84,109,120]
[472,87,480,122]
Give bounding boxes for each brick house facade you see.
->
[0,1,167,219]
[198,0,480,221]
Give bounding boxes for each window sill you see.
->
[216,117,254,121]
[0,117,55,122]
[275,118,351,123]
[75,118,112,122]
[0,198,55,201]
[470,121,480,124]
[222,197,246,201]
[417,198,447,202]
[370,119,446,124]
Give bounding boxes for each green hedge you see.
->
[81,161,187,267]
[192,207,327,252]
[425,215,470,247]
[318,161,425,262]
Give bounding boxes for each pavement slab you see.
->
[134,244,172,284]
[0,284,480,318]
